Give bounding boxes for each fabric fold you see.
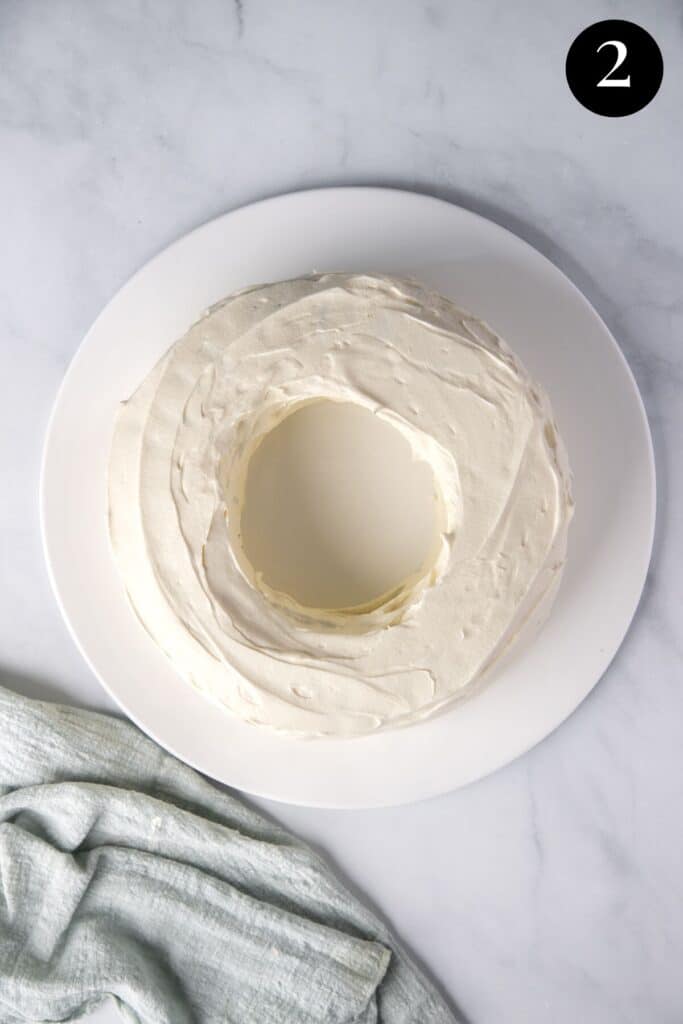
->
[0,685,456,1023]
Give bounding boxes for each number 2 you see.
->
[597,40,631,87]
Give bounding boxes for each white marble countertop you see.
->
[1,1,681,1021]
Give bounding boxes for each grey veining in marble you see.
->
[1,1,681,1021]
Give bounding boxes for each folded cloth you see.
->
[0,685,457,1024]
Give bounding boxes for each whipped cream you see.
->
[109,273,573,736]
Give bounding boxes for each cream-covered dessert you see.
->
[109,273,573,736]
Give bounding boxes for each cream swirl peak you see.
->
[109,273,573,737]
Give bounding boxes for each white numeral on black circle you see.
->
[597,40,631,87]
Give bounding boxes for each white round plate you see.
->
[41,188,655,808]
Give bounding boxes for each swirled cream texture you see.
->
[109,273,573,736]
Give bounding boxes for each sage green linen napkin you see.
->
[0,685,456,1023]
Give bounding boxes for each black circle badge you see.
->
[566,20,663,117]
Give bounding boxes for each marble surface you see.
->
[1,1,681,1021]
